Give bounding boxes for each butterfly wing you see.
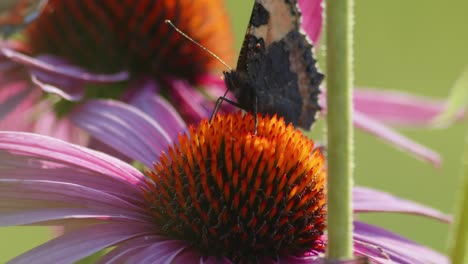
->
[224,0,323,130]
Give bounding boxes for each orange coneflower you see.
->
[0,113,451,263]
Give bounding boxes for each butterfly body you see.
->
[224,0,323,130]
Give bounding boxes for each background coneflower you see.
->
[0,0,235,144]
[0,0,463,166]
[26,0,233,81]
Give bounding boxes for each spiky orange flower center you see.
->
[144,113,327,262]
[26,0,234,81]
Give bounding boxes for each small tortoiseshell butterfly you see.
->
[224,0,323,130]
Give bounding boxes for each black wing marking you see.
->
[224,0,323,129]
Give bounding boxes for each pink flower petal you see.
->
[197,75,239,115]
[353,187,451,222]
[0,49,129,83]
[121,77,161,101]
[0,79,174,146]
[297,0,323,44]
[0,132,146,186]
[0,48,129,101]
[196,74,226,89]
[0,81,33,120]
[98,236,166,263]
[71,100,174,168]
[353,111,441,167]
[8,222,153,264]
[104,239,231,264]
[353,222,448,264]
[30,74,85,101]
[129,80,187,135]
[0,82,39,133]
[168,78,214,124]
[353,88,466,127]
[30,106,87,144]
[174,250,228,264]
[320,90,442,166]
[0,152,137,197]
[126,239,189,263]
[0,180,146,226]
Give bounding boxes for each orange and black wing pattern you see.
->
[224,0,323,130]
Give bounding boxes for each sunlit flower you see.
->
[0,113,450,263]
[0,0,234,142]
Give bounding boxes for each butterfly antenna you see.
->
[165,20,232,71]
[166,19,237,123]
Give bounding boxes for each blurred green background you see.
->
[1,0,467,262]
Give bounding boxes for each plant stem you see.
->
[325,0,355,260]
[448,125,468,264]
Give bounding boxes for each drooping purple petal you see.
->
[319,91,442,166]
[353,111,441,167]
[0,48,129,101]
[353,88,465,127]
[0,179,147,226]
[8,222,154,264]
[168,78,214,124]
[129,80,187,135]
[353,187,451,223]
[297,0,323,44]
[30,74,84,101]
[71,100,174,168]
[0,50,130,83]
[0,132,146,187]
[353,222,449,264]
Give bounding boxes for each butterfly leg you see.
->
[209,95,242,123]
[209,91,259,136]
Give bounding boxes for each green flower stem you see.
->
[448,125,468,264]
[325,0,355,260]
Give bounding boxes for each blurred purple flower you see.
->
[0,0,464,168]
[0,0,234,143]
[0,110,450,263]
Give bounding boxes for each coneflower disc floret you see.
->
[145,112,327,262]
